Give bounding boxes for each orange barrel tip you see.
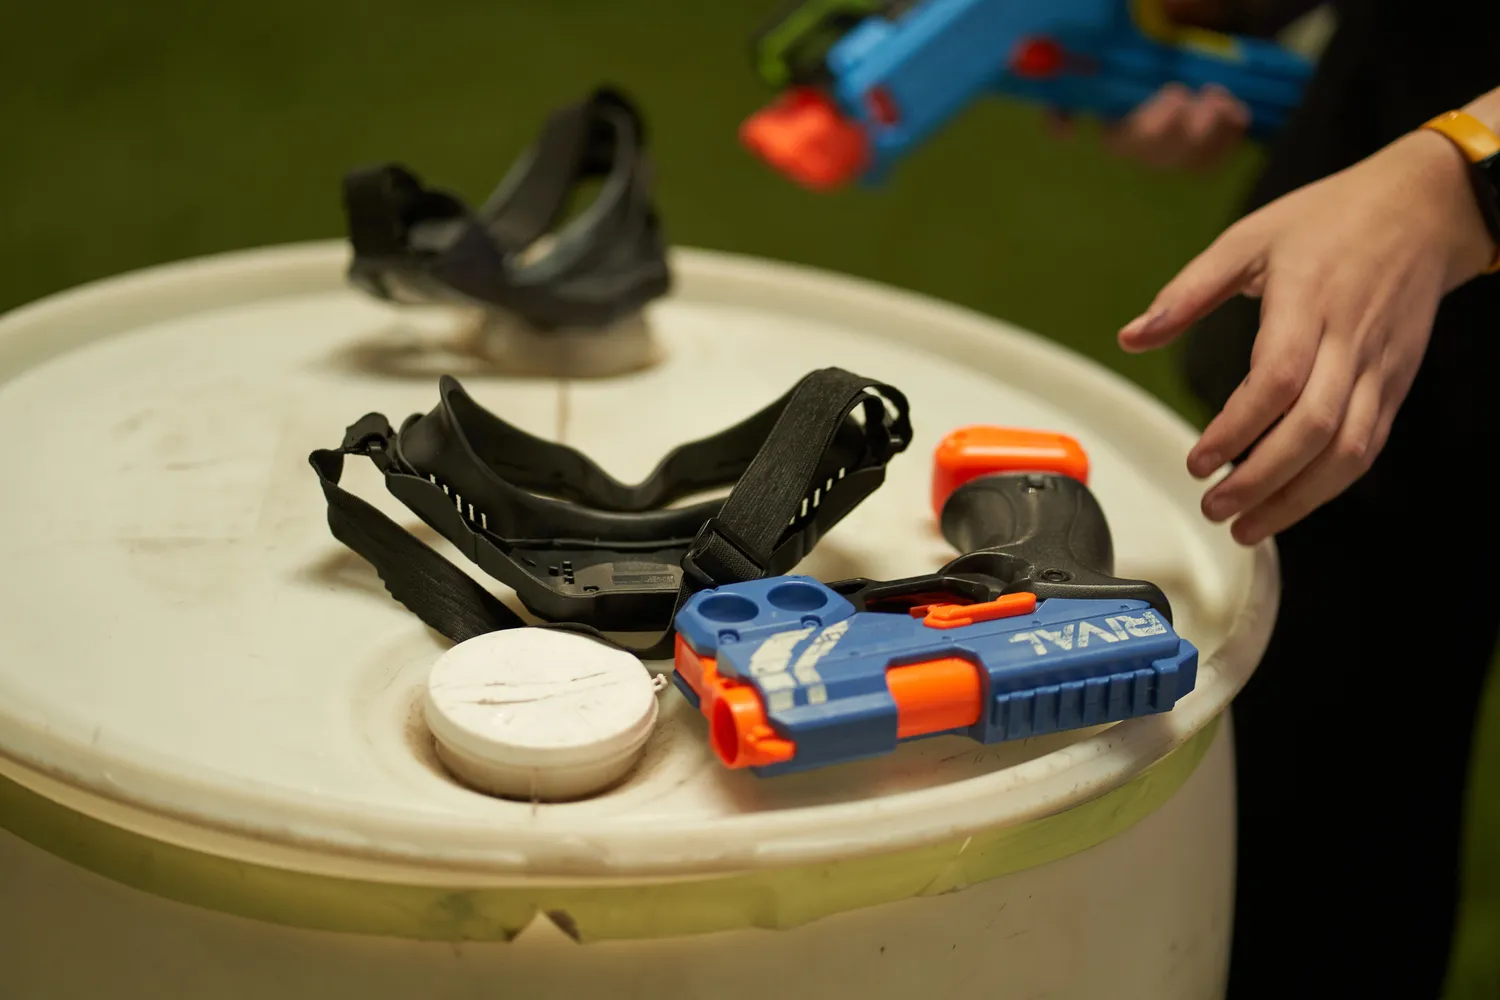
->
[677,634,798,769]
[931,426,1090,517]
[711,685,797,769]
[739,87,871,191]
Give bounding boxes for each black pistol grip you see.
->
[938,473,1173,622]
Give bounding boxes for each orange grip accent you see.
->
[932,426,1089,517]
[886,657,984,739]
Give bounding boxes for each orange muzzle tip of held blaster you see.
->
[739,88,871,191]
[932,426,1090,517]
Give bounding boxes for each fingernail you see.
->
[1188,451,1221,478]
[1203,494,1235,522]
[1119,306,1169,339]
[1231,520,1264,546]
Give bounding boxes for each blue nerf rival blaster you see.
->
[741,0,1313,188]
[672,429,1198,776]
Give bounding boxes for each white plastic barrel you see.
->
[0,244,1277,999]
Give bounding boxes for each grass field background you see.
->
[1,2,1493,993]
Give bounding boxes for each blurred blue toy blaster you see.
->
[741,0,1313,188]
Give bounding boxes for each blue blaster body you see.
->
[672,468,1203,778]
[673,576,1199,777]
[743,0,1314,187]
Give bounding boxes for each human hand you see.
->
[1044,0,1251,171]
[1048,83,1250,172]
[1116,129,1498,545]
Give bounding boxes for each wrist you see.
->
[1399,127,1500,285]
[1463,89,1500,135]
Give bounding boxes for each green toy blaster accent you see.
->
[753,0,887,88]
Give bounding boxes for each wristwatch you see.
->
[1421,110,1500,275]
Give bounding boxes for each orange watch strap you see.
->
[1421,110,1500,274]
[1423,111,1500,160]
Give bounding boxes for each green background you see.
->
[0,1,1493,993]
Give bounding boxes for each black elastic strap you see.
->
[397,373,793,515]
[342,165,467,262]
[682,370,904,584]
[478,94,598,253]
[340,87,667,330]
[309,369,909,659]
[342,89,615,263]
[311,421,528,644]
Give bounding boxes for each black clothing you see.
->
[1180,4,1500,996]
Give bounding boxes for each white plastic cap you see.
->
[423,628,660,802]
